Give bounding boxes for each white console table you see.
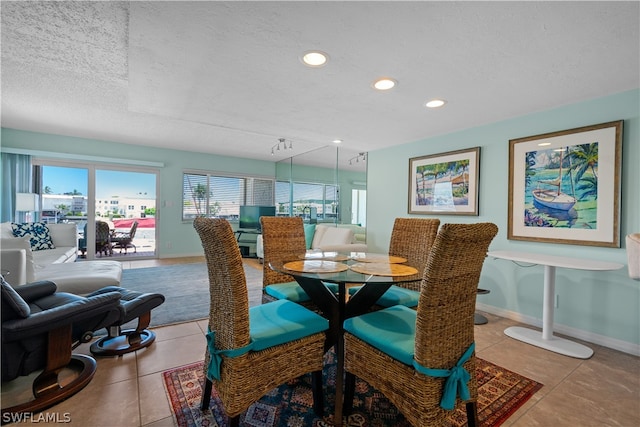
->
[487,250,624,359]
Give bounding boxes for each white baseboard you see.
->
[158,252,204,259]
[476,303,640,357]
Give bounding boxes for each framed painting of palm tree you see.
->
[508,120,623,247]
[408,147,480,215]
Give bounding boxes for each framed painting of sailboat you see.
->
[508,120,623,247]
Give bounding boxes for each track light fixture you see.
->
[348,152,367,165]
[271,138,293,155]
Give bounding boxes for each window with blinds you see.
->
[183,172,274,221]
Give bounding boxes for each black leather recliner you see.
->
[1,276,123,419]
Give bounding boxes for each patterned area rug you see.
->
[163,350,542,426]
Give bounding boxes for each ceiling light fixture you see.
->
[301,51,328,67]
[348,152,367,165]
[271,138,293,155]
[333,139,343,144]
[425,99,447,108]
[373,78,397,91]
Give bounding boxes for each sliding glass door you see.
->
[36,160,158,260]
[96,169,157,257]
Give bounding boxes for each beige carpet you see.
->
[119,262,263,327]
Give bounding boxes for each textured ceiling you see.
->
[2,1,639,170]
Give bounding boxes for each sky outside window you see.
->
[42,166,155,199]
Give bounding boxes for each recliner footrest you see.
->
[88,286,165,356]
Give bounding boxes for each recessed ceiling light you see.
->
[301,51,328,67]
[425,99,447,108]
[372,78,397,91]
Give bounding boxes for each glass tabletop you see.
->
[269,252,422,285]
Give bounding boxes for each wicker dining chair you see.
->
[349,218,440,308]
[343,222,498,426]
[260,216,338,310]
[193,217,329,426]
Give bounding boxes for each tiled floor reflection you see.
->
[2,258,638,426]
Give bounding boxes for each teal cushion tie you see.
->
[205,329,254,381]
[412,342,475,411]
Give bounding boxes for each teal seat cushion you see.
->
[249,299,329,351]
[343,305,416,366]
[348,285,420,308]
[324,282,339,293]
[265,281,311,302]
[266,281,339,302]
[303,224,316,249]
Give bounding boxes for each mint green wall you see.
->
[367,89,640,351]
[2,89,637,351]
[0,128,276,257]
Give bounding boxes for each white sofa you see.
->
[256,223,367,259]
[0,222,122,295]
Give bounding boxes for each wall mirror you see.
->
[276,145,367,239]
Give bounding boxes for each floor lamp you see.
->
[15,193,39,223]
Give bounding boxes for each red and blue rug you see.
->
[163,350,542,426]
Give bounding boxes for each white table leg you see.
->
[542,265,555,340]
[504,265,594,359]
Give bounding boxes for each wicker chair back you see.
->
[193,217,250,351]
[388,218,440,291]
[260,216,307,288]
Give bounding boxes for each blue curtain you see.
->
[1,153,32,223]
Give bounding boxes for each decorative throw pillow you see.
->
[311,225,328,249]
[11,222,56,251]
[0,222,15,239]
[319,227,353,246]
[303,224,316,249]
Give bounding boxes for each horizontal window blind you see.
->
[183,172,274,220]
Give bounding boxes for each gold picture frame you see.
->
[508,120,623,247]
[408,147,480,216]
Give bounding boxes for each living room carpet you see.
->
[119,262,263,327]
[163,349,543,427]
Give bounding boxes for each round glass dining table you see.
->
[269,252,422,426]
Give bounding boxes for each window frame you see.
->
[182,170,275,222]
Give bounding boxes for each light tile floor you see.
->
[2,258,639,426]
